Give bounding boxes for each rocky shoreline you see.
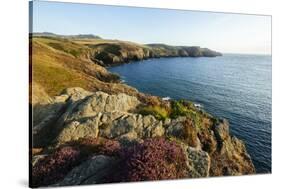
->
[90,43,222,67]
[30,35,254,187]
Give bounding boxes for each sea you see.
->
[108,54,272,173]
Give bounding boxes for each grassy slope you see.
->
[30,37,139,100]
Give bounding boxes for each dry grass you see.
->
[31,40,93,96]
[30,37,140,99]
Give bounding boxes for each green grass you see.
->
[138,105,169,121]
[138,100,203,129]
[170,100,203,129]
[104,44,122,55]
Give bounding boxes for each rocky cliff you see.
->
[90,42,222,66]
[30,35,253,188]
[31,88,255,187]
[32,34,222,68]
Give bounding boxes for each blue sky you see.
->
[31,1,271,54]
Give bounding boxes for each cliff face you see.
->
[30,35,253,187]
[90,43,222,66]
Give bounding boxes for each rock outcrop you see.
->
[33,88,165,146]
[32,87,255,186]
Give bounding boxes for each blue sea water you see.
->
[108,54,272,174]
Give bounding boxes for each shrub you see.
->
[170,100,202,129]
[69,49,79,57]
[32,146,81,187]
[32,138,121,187]
[99,139,121,156]
[48,42,64,51]
[138,105,169,121]
[211,116,220,126]
[137,100,203,126]
[107,72,121,82]
[48,42,82,58]
[67,137,121,156]
[170,101,188,118]
[170,100,196,117]
[179,99,195,109]
[117,138,188,181]
[70,137,102,156]
[104,44,122,55]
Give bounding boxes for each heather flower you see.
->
[117,137,188,181]
[32,146,81,187]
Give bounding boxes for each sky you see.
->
[31,1,271,55]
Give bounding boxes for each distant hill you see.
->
[32,32,102,39]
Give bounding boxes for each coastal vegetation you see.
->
[30,33,255,187]
[137,99,204,130]
[138,105,169,121]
